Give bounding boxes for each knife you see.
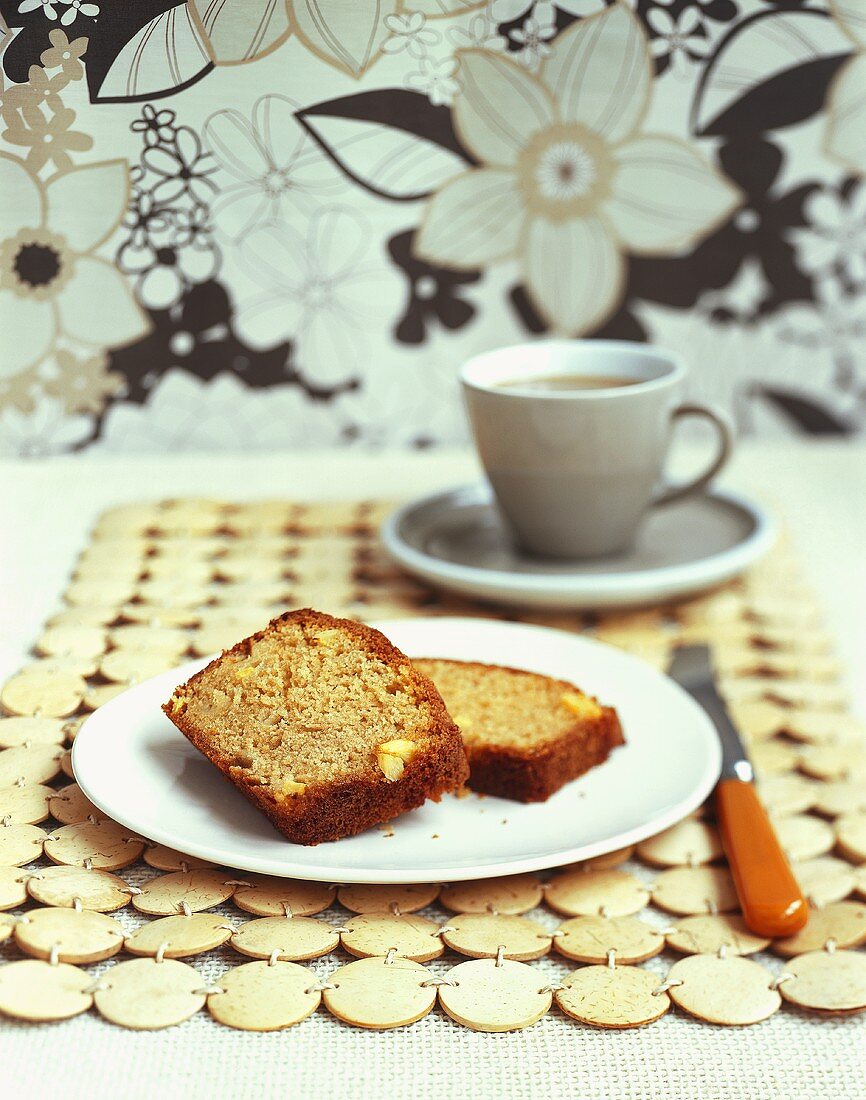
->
[668,644,809,938]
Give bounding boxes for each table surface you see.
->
[2,442,865,1100]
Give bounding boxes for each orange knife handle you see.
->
[716,778,809,938]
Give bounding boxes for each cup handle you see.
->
[652,403,734,507]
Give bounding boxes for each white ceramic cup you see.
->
[461,340,733,559]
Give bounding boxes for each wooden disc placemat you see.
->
[1,499,864,1032]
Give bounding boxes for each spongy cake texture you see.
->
[163,609,469,844]
[413,658,624,803]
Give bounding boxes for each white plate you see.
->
[73,618,720,883]
[382,485,776,609]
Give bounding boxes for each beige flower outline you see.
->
[824,1,866,177]
[415,3,742,335]
[0,153,149,380]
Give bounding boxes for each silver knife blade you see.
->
[667,644,753,783]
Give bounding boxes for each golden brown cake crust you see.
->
[414,658,624,803]
[163,609,468,845]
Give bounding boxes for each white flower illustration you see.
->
[788,186,866,284]
[510,15,556,72]
[232,207,401,386]
[448,14,507,53]
[777,276,866,371]
[382,13,439,59]
[415,4,741,334]
[95,370,350,452]
[825,1,866,176]
[58,0,98,25]
[406,56,461,106]
[18,0,59,19]
[0,154,148,381]
[204,95,341,242]
[0,394,92,457]
[647,7,709,78]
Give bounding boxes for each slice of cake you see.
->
[413,659,624,803]
[163,610,468,845]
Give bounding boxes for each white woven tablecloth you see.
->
[2,443,865,1100]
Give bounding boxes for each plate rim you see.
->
[72,618,722,883]
[381,485,776,605]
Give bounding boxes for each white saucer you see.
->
[72,618,720,883]
[382,486,775,610]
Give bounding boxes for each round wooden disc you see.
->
[15,907,125,963]
[324,956,436,1029]
[664,913,771,956]
[0,959,93,1021]
[142,844,214,872]
[749,740,801,776]
[795,857,857,907]
[636,820,722,867]
[0,744,63,786]
[0,782,53,824]
[556,964,670,1028]
[44,821,146,871]
[774,814,835,861]
[813,780,866,819]
[757,774,818,817]
[133,870,235,915]
[109,625,189,652]
[0,822,46,866]
[59,749,75,778]
[0,866,29,910]
[0,670,85,718]
[854,865,866,901]
[82,683,128,711]
[651,866,739,915]
[63,717,86,743]
[554,915,665,964]
[231,916,340,961]
[773,900,866,957]
[47,605,120,629]
[124,913,233,958]
[787,712,865,745]
[93,958,207,1029]
[48,783,102,825]
[441,913,551,961]
[119,605,200,628]
[836,813,866,864]
[36,626,108,660]
[545,870,650,918]
[27,866,132,911]
[0,717,65,748]
[208,960,321,1031]
[0,913,13,942]
[98,649,179,685]
[578,845,635,871]
[341,912,443,962]
[668,955,781,1025]
[438,957,552,1032]
[780,949,866,1014]
[439,874,542,915]
[800,744,866,782]
[233,876,334,917]
[66,580,136,607]
[20,655,100,680]
[337,882,439,915]
[727,698,786,740]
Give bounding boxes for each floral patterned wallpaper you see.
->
[0,0,864,455]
